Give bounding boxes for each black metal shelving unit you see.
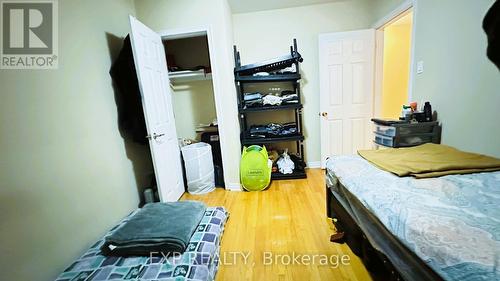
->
[235,73,301,82]
[241,135,305,145]
[239,104,303,113]
[234,39,306,180]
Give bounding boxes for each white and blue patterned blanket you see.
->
[56,207,228,281]
[327,156,500,281]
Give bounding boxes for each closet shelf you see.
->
[169,70,212,83]
[241,135,304,145]
[239,104,302,113]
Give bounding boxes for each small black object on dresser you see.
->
[372,120,442,148]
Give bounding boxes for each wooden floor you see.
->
[182,169,375,281]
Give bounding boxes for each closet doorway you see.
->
[374,6,415,119]
[161,28,225,188]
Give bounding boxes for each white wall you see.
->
[172,81,217,140]
[411,0,500,157]
[374,0,500,157]
[232,1,373,163]
[369,0,409,23]
[134,0,242,189]
[0,1,148,280]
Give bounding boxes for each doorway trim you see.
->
[373,0,414,29]
[158,25,234,190]
[372,0,418,117]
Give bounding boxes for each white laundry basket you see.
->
[181,142,215,194]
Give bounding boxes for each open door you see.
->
[319,29,375,168]
[128,15,184,202]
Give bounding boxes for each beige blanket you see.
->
[358,143,500,178]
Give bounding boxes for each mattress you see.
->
[326,155,500,281]
[55,207,228,281]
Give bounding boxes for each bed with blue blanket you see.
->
[326,155,500,281]
[56,206,228,281]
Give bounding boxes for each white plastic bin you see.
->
[181,142,215,194]
[373,124,397,137]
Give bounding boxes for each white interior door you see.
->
[129,15,184,202]
[319,29,375,168]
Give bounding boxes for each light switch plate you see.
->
[417,61,424,74]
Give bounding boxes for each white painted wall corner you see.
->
[307,161,322,169]
[225,182,242,191]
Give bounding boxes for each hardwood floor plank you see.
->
[182,168,374,281]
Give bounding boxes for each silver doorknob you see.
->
[146,133,165,140]
[321,112,328,117]
[154,133,165,139]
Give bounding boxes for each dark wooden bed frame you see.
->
[325,180,444,281]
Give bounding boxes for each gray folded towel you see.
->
[101,201,207,256]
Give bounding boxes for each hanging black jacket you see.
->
[484,0,500,70]
[110,35,148,144]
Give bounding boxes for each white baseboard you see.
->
[225,182,242,191]
[307,161,322,169]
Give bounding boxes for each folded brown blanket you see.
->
[358,143,500,178]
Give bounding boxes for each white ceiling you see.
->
[228,0,344,14]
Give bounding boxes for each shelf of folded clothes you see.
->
[241,122,303,144]
[239,103,302,113]
[241,91,300,109]
[235,73,301,83]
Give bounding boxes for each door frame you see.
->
[372,0,418,117]
[158,25,230,189]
